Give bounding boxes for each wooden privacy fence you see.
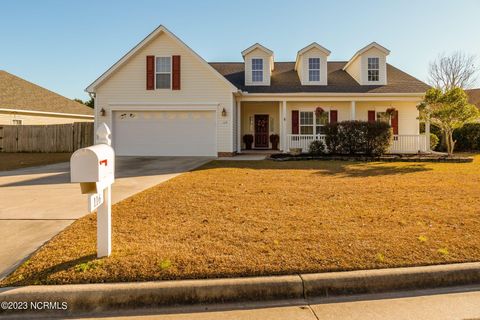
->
[0,122,94,152]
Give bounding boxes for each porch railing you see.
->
[389,134,428,154]
[286,134,428,154]
[286,134,326,151]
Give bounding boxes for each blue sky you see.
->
[1,0,479,100]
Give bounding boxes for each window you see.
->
[12,119,23,125]
[308,58,320,82]
[300,111,313,134]
[316,112,329,134]
[376,112,390,124]
[252,58,263,82]
[367,57,380,82]
[156,57,171,89]
[300,111,329,134]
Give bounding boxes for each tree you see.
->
[428,52,478,90]
[418,87,480,155]
[73,97,94,109]
[85,97,94,108]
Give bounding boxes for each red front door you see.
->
[254,114,269,148]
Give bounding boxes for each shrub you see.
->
[323,120,392,155]
[452,123,480,151]
[364,121,393,155]
[337,121,366,154]
[324,122,340,154]
[430,133,439,150]
[309,140,326,155]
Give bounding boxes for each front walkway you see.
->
[0,156,211,279]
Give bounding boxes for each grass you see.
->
[0,153,71,171]
[2,155,480,286]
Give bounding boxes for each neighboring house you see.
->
[87,25,430,157]
[0,71,93,125]
[466,89,480,109]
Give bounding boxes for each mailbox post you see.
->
[70,123,115,258]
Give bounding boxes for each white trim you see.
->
[241,43,274,58]
[86,25,237,93]
[0,108,94,119]
[108,103,219,111]
[343,42,390,71]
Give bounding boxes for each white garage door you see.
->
[112,110,216,156]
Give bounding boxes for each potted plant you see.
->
[243,134,254,150]
[269,134,279,150]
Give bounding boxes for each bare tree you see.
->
[428,52,478,91]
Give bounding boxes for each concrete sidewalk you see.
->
[0,156,211,279]
[78,285,480,320]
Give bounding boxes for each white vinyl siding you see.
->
[243,48,272,86]
[95,31,235,154]
[297,48,328,85]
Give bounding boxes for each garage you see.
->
[112,110,217,156]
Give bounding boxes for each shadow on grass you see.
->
[195,160,433,177]
[2,254,97,288]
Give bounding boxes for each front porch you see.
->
[236,99,430,154]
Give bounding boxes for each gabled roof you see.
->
[0,70,93,116]
[295,42,331,71]
[241,43,274,58]
[343,42,391,71]
[209,61,429,94]
[86,25,237,93]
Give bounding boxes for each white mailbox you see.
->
[71,144,115,194]
[70,123,115,258]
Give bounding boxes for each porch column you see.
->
[425,118,431,152]
[350,101,356,120]
[281,100,287,152]
[237,100,242,153]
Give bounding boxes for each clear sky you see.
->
[1,0,479,100]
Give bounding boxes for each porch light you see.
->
[221,108,227,117]
[100,108,106,117]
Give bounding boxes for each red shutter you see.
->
[292,110,299,134]
[172,55,181,90]
[146,55,155,90]
[391,110,399,134]
[330,110,338,123]
[368,110,376,123]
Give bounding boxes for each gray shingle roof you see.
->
[209,61,430,94]
[0,70,93,115]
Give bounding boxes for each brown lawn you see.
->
[0,153,71,171]
[2,156,480,286]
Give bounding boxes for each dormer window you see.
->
[367,57,380,82]
[308,58,321,82]
[252,58,263,82]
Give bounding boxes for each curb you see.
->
[1,262,480,315]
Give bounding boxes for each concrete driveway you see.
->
[0,156,211,279]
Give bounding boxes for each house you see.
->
[0,70,93,125]
[466,89,480,109]
[86,25,430,157]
